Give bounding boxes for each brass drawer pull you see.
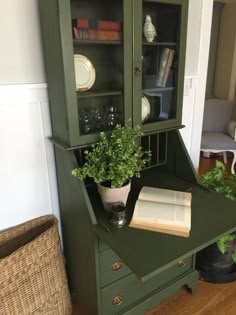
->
[112,260,123,271]
[178,259,187,267]
[112,295,123,306]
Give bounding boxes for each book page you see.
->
[131,199,191,230]
[139,186,192,207]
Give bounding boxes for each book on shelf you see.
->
[72,18,121,31]
[129,186,192,237]
[73,28,121,41]
[156,48,175,87]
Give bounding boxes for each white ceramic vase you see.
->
[97,181,131,211]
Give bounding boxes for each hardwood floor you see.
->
[72,154,236,315]
[198,152,233,177]
[144,281,236,315]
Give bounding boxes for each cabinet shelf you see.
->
[143,87,175,95]
[77,89,123,98]
[143,41,177,47]
[73,40,122,45]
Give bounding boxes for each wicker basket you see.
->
[0,215,72,315]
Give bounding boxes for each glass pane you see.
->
[78,95,123,135]
[71,0,124,135]
[142,1,181,125]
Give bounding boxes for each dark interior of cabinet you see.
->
[142,2,181,123]
[72,129,199,236]
[74,131,168,169]
[86,166,193,234]
[77,94,123,135]
[71,0,123,22]
[141,132,167,166]
[74,45,124,91]
[71,0,125,135]
[73,130,188,232]
[143,2,181,42]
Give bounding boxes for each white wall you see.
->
[214,2,236,100]
[0,85,60,230]
[0,0,45,84]
[181,0,213,171]
[0,1,59,231]
[185,0,203,76]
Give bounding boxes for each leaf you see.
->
[232,249,236,264]
[200,160,236,264]
[217,239,227,254]
[217,234,236,254]
[71,124,151,187]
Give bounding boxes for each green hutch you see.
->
[38,0,236,314]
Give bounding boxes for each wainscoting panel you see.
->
[0,84,60,231]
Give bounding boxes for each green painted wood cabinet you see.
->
[39,0,188,148]
[38,0,236,314]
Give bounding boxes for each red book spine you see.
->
[162,50,175,87]
[74,29,121,41]
[76,18,89,29]
[88,29,121,40]
[75,18,121,31]
[97,20,121,31]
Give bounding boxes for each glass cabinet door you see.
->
[133,0,188,133]
[70,0,132,145]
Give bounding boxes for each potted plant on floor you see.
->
[197,160,236,283]
[72,124,151,211]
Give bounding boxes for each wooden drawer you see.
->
[121,270,199,315]
[99,249,132,287]
[101,256,193,314]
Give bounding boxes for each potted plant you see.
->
[72,124,151,211]
[197,160,236,283]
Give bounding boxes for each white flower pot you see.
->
[97,181,131,211]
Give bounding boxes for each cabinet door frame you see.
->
[132,0,189,133]
[60,0,133,147]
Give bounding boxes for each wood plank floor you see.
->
[144,280,236,315]
[73,154,236,315]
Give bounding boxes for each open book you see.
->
[129,186,192,237]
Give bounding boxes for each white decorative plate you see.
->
[74,54,96,91]
[142,96,150,122]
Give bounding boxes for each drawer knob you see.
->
[112,260,123,271]
[178,259,187,267]
[112,295,124,306]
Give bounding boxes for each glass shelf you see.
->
[73,39,122,45]
[143,41,177,47]
[77,89,123,98]
[143,87,175,95]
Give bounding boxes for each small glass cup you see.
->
[109,202,127,228]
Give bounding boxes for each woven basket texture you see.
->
[0,215,72,315]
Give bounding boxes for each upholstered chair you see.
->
[201,98,236,174]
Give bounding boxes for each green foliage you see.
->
[72,124,151,188]
[200,160,236,262]
[217,234,236,254]
[201,160,236,201]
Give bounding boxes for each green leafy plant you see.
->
[72,124,151,188]
[201,160,236,263]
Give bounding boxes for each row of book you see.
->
[72,18,122,41]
